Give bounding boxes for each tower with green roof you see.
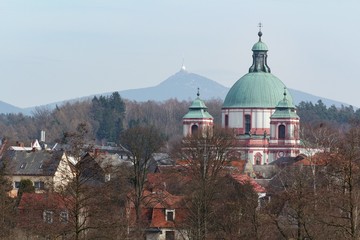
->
[183,89,214,137]
[221,28,300,164]
[269,89,301,160]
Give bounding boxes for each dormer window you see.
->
[20,163,27,169]
[165,209,175,222]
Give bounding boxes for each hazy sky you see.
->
[0,0,359,108]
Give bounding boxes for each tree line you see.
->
[0,92,224,145]
[297,100,360,126]
[0,94,358,146]
[1,92,360,239]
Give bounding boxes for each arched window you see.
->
[278,124,285,139]
[225,115,229,128]
[254,153,262,165]
[191,125,199,135]
[245,114,251,134]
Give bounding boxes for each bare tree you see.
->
[57,123,101,240]
[318,125,360,240]
[0,165,16,239]
[175,127,235,240]
[120,126,165,231]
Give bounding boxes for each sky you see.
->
[0,0,359,108]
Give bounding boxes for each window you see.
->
[60,211,68,223]
[34,181,45,190]
[254,153,262,165]
[165,231,175,240]
[105,173,111,182]
[225,114,229,128]
[166,209,175,222]
[245,114,251,134]
[43,210,54,224]
[191,125,198,135]
[20,163,27,169]
[278,124,285,139]
[14,181,20,189]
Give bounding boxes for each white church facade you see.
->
[183,29,301,165]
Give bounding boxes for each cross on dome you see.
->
[258,22,263,40]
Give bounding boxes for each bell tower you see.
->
[269,88,301,161]
[183,89,213,137]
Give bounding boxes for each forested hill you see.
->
[0,89,358,146]
[0,69,353,115]
[296,100,360,126]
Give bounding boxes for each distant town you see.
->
[1,31,360,240]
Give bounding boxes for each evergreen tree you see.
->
[91,92,126,143]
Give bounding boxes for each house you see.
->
[127,189,188,240]
[16,192,71,239]
[148,153,174,173]
[93,151,132,182]
[1,149,72,197]
[229,173,267,201]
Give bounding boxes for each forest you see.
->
[0,93,360,239]
[0,92,357,145]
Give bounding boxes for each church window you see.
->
[225,114,229,128]
[191,125,198,135]
[245,115,251,134]
[254,153,262,165]
[278,124,286,139]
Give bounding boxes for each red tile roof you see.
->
[294,153,328,166]
[230,174,266,193]
[127,189,187,228]
[18,192,68,210]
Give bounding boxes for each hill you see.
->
[119,68,229,101]
[0,69,353,114]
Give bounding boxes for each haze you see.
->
[0,0,358,108]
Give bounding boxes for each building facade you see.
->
[183,89,213,137]
[221,30,301,164]
[184,30,301,164]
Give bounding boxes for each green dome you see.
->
[252,41,268,51]
[189,98,207,109]
[223,72,294,108]
[183,97,213,119]
[271,92,299,119]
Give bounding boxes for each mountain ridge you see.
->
[0,70,353,115]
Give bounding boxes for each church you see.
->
[183,29,301,165]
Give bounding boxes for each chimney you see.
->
[40,130,46,142]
